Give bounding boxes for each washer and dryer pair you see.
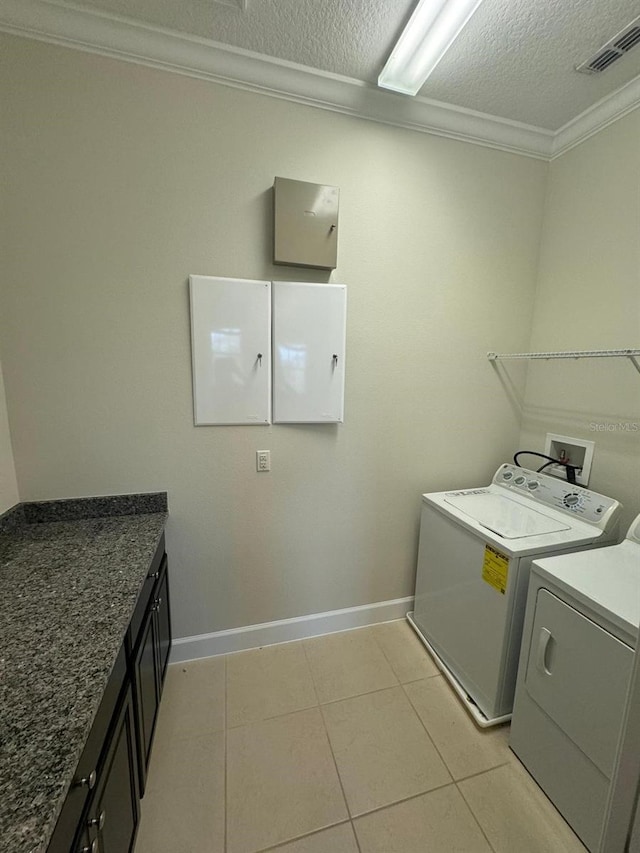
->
[408,462,638,852]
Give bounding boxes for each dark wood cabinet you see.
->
[48,537,171,853]
[156,561,171,686]
[83,686,139,853]
[132,552,171,797]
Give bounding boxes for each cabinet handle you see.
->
[79,840,98,853]
[76,770,96,790]
[88,810,106,830]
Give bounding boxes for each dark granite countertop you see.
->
[0,493,168,853]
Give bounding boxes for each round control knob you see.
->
[514,476,526,486]
[564,493,580,507]
[527,481,539,490]
[502,471,513,481]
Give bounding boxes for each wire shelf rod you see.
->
[487,348,640,361]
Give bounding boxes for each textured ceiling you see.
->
[424,0,640,129]
[44,0,640,130]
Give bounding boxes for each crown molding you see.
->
[0,0,554,159]
[551,74,640,159]
[3,0,638,161]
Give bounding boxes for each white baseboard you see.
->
[170,596,414,663]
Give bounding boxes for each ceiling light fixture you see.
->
[378,0,486,96]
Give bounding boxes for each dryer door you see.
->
[525,589,633,778]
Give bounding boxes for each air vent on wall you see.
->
[576,16,640,74]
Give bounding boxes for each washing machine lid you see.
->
[443,493,571,539]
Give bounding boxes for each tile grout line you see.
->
[400,679,456,784]
[402,677,513,786]
[453,759,512,785]
[365,623,401,681]
[304,624,460,849]
[300,637,322,708]
[456,776,499,853]
[396,676,504,849]
[224,681,415,729]
[225,626,508,852]
[251,820,355,853]
[366,619,442,687]
[350,818,363,853]
[350,779,457,820]
[301,639,357,849]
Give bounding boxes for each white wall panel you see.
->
[190,275,271,425]
[272,282,346,423]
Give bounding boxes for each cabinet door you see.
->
[525,588,633,777]
[155,566,172,689]
[272,282,346,423]
[189,275,271,425]
[73,827,97,853]
[133,608,160,796]
[48,647,128,853]
[87,686,139,853]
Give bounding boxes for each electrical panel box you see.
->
[189,275,271,425]
[273,177,339,269]
[272,281,346,423]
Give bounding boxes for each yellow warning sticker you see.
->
[482,545,509,594]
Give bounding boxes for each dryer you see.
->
[408,463,622,727]
[509,514,640,852]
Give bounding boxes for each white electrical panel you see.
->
[272,282,346,423]
[189,275,271,425]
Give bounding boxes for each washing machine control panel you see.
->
[493,464,620,530]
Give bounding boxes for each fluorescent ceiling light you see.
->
[378,0,486,96]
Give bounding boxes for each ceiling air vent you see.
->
[576,16,640,74]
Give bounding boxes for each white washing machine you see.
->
[408,463,622,727]
[509,514,640,852]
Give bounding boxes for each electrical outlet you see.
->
[256,450,271,472]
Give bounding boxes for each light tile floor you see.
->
[135,620,587,853]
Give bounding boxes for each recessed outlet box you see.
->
[544,433,594,486]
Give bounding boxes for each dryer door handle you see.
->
[536,627,553,676]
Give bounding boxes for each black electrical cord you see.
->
[513,450,580,485]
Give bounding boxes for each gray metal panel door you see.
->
[525,588,633,778]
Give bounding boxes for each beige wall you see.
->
[518,110,640,534]
[0,355,19,513]
[0,36,547,638]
